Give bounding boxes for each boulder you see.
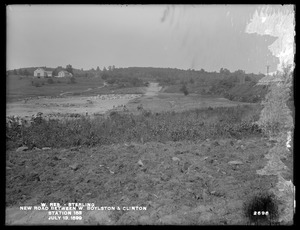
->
[174,150,183,155]
[212,141,220,147]
[16,146,28,152]
[69,163,80,171]
[137,160,144,167]
[228,160,243,165]
[172,157,180,162]
[42,147,51,150]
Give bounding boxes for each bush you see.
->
[34,82,41,87]
[69,77,76,84]
[180,84,189,96]
[47,78,54,84]
[257,66,293,136]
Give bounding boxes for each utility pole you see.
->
[266,65,270,76]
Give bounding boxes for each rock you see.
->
[53,156,61,161]
[240,145,246,150]
[33,147,41,151]
[137,160,144,167]
[69,163,80,171]
[174,150,182,155]
[228,160,243,165]
[237,140,242,144]
[138,215,152,225]
[70,146,79,151]
[266,142,272,147]
[42,147,51,150]
[212,141,220,147]
[182,161,191,172]
[198,212,213,222]
[188,174,198,182]
[16,146,28,152]
[29,171,40,181]
[160,174,170,181]
[172,157,180,162]
[221,140,229,145]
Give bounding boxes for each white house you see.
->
[34,68,53,78]
[58,70,73,78]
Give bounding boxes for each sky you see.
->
[7,5,281,74]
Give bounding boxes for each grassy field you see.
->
[161,80,268,103]
[6,75,105,102]
[126,92,256,115]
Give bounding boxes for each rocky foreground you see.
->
[6,137,293,225]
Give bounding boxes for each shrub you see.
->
[6,104,262,151]
[256,66,294,136]
[47,78,54,84]
[68,77,76,84]
[180,84,189,96]
[34,82,41,87]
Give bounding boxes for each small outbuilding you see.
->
[58,70,73,78]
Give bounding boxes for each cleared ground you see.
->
[6,82,252,119]
[5,137,293,225]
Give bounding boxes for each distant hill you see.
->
[6,66,268,103]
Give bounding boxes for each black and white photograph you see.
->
[6,4,295,225]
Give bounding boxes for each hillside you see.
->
[7,66,267,103]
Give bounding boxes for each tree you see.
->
[13,69,17,75]
[96,66,100,72]
[24,69,29,76]
[180,84,189,96]
[19,69,24,76]
[66,64,73,75]
[52,66,63,77]
[101,73,110,80]
[220,68,231,75]
[69,76,76,84]
[233,69,245,76]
